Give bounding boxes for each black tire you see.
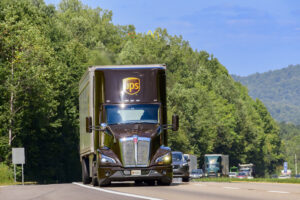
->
[157,179,172,186]
[92,162,99,186]
[134,180,143,185]
[98,178,111,187]
[82,158,91,184]
[145,180,156,186]
[182,177,190,182]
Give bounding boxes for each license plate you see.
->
[131,170,141,176]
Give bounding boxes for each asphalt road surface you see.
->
[1,181,300,200]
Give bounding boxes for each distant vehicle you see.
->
[184,154,198,173]
[190,169,203,179]
[237,172,247,179]
[204,154,229,177]
[271,174,278,179]
[230,166,238,173]
[278,175,291,179]
[239,163,254,177]
[229,166,238,178]
[229,172,237,178]
[281,169,292,176]
[172,151,190,182]
[295,174,300,179]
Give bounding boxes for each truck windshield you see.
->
[172,153,183,161]
[184,155,188,161]
[206,156,220,168]
[105,104,159,125]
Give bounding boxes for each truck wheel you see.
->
[157,179,172,186]
[81,158,91,184]
[134,180,143,185]
[98,178,111,187]
[145,180,155,186]
[182,177,190,182]
[91,162,99,186]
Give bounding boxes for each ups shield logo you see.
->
[123,77,140,95]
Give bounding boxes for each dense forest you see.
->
[0,0,284,182]
[232,64,300,125]
[233,66,300,173]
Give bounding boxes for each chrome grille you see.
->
[121,140,135,166]
[137,140,150,166]
[120,136,150,167]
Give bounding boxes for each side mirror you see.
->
[86,117,92,133]
[100,123,107,131]
[172,114,179,131]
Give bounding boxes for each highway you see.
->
[1,181,300,200]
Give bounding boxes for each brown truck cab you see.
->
[79,65,178,186]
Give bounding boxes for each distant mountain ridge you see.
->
[232,64,300,125]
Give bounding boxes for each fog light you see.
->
[124,170,130,175]
[105,171,111,177]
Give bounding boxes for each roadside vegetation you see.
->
[233,68,300,174]
[0,163,13,185]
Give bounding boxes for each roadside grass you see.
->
[0,163,37,186]
[193,177,300,184]
[0,163,14,185]
[0,181,37,186]
[0,182,15,186]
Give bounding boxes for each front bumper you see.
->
[97,165,172,184]
[190,174,203,179]
[205,171,220,177]
[172,165,189,178]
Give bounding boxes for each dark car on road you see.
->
[172,151,189,182]
[271,174,278,179]
[237,172,247,179]
[190,169,203,179]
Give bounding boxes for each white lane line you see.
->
[72,182,163,200]
[223,187,240,190]
[268,190,290,194]
[195,184,206,186]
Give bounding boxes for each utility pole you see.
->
[296,154,298,175]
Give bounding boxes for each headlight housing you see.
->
[100,154,116,164]
[155,153,171,165]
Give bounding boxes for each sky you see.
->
[45,0,300,76]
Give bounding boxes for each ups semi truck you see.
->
[79,64,179,186]
[204,154,229,177]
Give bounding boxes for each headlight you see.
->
[100,154,116,164]
[155,153,171,165]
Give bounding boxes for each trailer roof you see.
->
[79,64,166,85]
[91,64,166,70]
